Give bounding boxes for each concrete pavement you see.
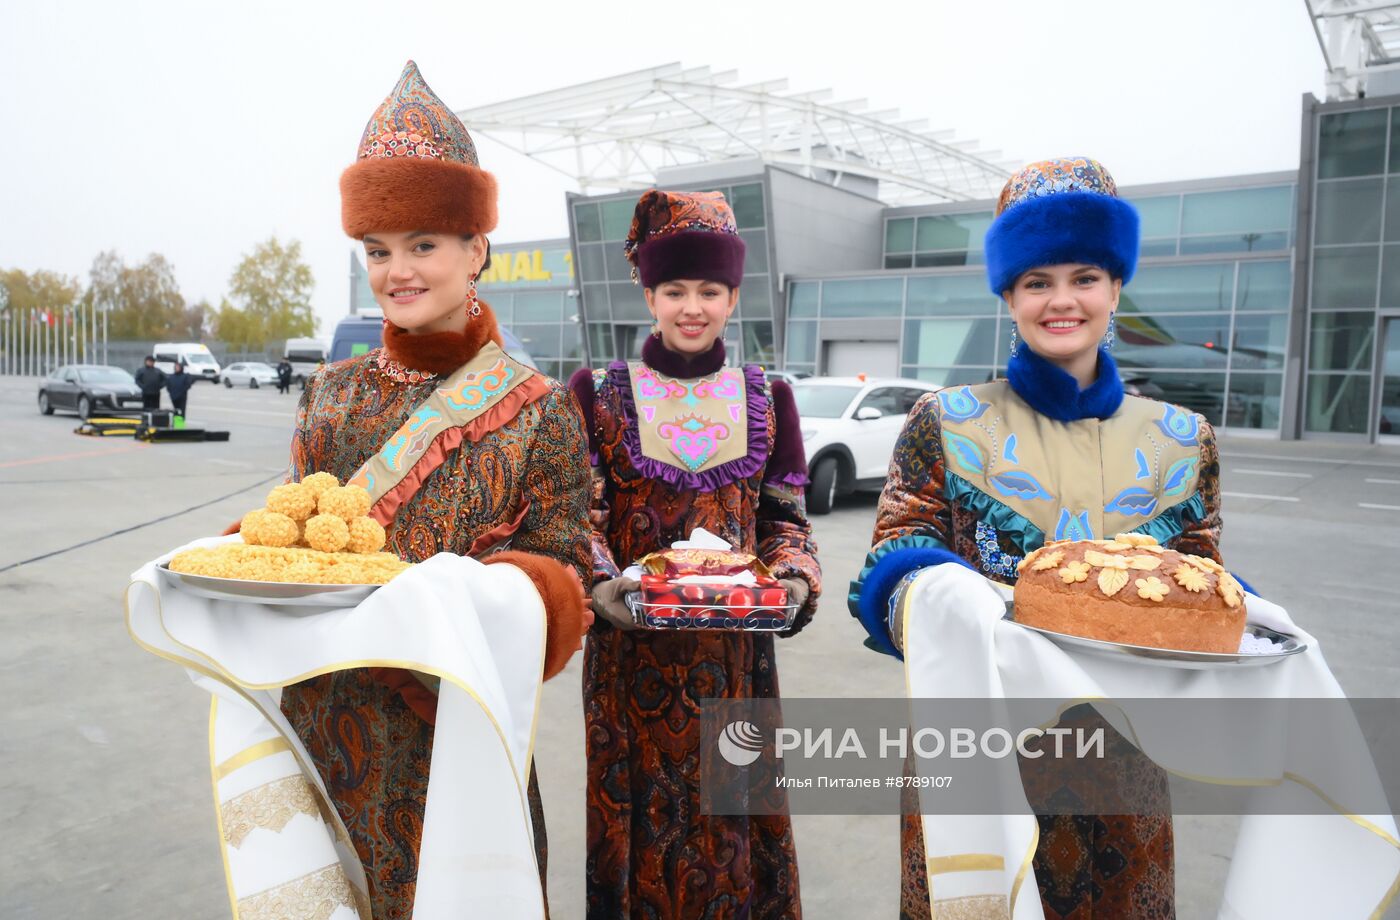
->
[1,373,1396,919]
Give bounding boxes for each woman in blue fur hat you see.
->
[851,158,1227,919]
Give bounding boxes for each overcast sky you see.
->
[1,0,1326,335]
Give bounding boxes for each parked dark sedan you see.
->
[38,364,143,418]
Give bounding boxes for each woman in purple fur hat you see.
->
[568,188,823,920]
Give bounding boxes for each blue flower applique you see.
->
[1156,404,1200,447]
[938,387,990,423]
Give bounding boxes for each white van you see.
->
[153,342,222,382]
[283,337,329,384]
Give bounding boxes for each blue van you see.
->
[329,314,537,369]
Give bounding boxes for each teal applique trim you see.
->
[945,471,1046,553]
[847,534,950,619]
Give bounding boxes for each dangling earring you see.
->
[466,277,482,318]
[1008,324,1020,359]
[1103,314,1116,349]
[650,323,661,340]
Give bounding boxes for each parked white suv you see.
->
[791,376,940,514]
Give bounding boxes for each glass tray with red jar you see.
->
[626,574,798,631]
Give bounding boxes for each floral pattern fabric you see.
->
[581,362,821,920]
[280,349,591,919]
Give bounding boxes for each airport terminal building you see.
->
[350,55,1400,443]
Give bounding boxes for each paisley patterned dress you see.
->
[572,341,822,920]
[279,334,592,920]
[852,349,1222,920]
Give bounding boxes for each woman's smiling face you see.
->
[363,231,487,334]
[644,279,739,355]
[1004,263,1121,365]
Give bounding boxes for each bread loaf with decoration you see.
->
[1014,533,1246,653]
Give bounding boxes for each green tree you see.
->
[0,268,81,317]
[83,251,188,340]
[223,236,316,347]
[213,297,263,350]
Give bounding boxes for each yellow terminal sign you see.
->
[479,248,574,286]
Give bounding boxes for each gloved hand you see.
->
[591,576,640,631]
[777,577,810,611]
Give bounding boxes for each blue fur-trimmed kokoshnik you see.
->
[985,192,1141,295]
[983,157,1141,296]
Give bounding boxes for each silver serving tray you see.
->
[625,593,798,631]
[1003,602,1307,670]
[157,563,380,608]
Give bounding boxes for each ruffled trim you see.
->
[945,472,1046,552]
[370,374,552,525]
[1126,491,1207,547]
[608,361,770,493]
[765,470,811,488]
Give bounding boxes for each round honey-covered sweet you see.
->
[1013,533,1246,653]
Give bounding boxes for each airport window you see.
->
[1309,311,1376,372]
[1112,313,1232,371]
[902,318,998,366]
[1122,263,1234,312]
[1314,178,1382,245]
[739,281,772,317]
[820,277,904,318]
[581,283,610,321]
[1390,107,1400,173]
[1235,260,1291,311]
[1224,372,1283,429]
[915,251,982,268]
[739,229,769,274]
[1178,232,1289,256]
[1306,373,1371,433]
[885,254,914,269]
[1380,245,1400,307]
[741,320,775,365]
[513,323,562,358]
[905,274,997,316]
[513,292,563,324]
[1319,109,1388,179]
[789,282,818,318]
[1385,177,1400,241]
[587,323,614,362]
[1229,314,1289,370]
[1129,195,1181,239]
[561,322,582,359]
[1181,186,1293,236]
[885,218,914,254]
[914,212,992,254]
[574,202,602,243]
[576,243,607,283]
[600,198,635,241]
[1139,238,1179,257]
[1311,246,1379,310]
[731,183,765,229]
[605,241,635,283]
[786,322,817,363]
[607,283,650,321]
[488,294,513,323]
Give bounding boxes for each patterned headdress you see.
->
[340,61,497,240]
[623,189,746,288]
[983,157,1139,295]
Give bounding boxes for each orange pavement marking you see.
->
[0,442,152,469]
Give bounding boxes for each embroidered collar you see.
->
[641,335,726,379]
[372,349,439,384]
[1006,345,1124,422]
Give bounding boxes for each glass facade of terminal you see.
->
[1304,102,1400,438]
[568,181,775,374]
[790,183,1296,432]
[428,94,1400,442]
